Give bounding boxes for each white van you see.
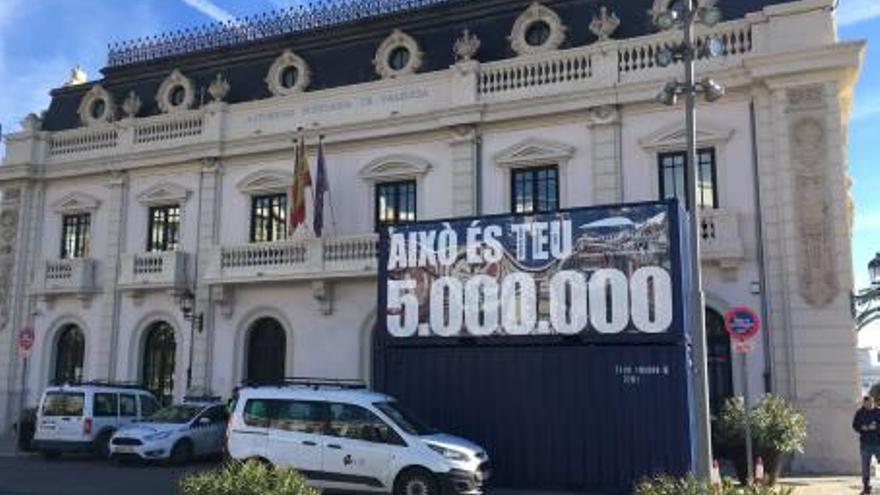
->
[32,383,161,458]
[227,380,491,495]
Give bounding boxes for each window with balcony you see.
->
[658,148,718,209]
[251,194,288,243]
[147,205,180,252]
[511,165,559,214]
[61,213,91,259]
[375,181,416,229]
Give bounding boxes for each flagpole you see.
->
[322,135,339,238]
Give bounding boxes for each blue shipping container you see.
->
[375,201,696,493]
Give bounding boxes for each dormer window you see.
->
[525,21,551,47]
[267,50,311,97]
[509,3,567,56]
[169,86,187,107]
[280,66,299,89]
[77,84,115,126]
[374,30,423,79]
[388,47,411,72]
[89,99,107,120]
[156,69,195,113]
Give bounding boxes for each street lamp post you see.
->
[178,288,204,390]
[854,253,880,331]
[653,0,725,480]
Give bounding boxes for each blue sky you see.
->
[0,0,877,284]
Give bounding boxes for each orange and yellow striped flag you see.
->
[290,136,312,233]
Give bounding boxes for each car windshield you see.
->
[41,392,85,417]
[142,405,203,424]
[374,401,436,436]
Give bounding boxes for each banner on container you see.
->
[378,202,686,341]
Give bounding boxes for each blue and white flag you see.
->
[313,137,329,237]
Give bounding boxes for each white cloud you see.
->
[837,0,880,27]
[181,0,236,23]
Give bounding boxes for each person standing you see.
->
[854,395,880,494]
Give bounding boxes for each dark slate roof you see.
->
[42,0,795,132]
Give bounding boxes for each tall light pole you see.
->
[854,253,880,331]
[653,0,725,479]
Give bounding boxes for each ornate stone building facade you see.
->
[0,0,865,475]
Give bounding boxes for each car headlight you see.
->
[427,443,469,462]
[144,431,173,441]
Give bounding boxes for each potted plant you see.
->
[714,395,807,485]
[179,459,319,495]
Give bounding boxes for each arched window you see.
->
[142,322,176,406]
[246,318,286,385]
[54,325,84,384]
[706,308,733,417]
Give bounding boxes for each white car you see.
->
[227,380,491,495]
[109,400,228,463]
[33,383,161,458]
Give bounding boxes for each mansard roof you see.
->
[41,0,794,132]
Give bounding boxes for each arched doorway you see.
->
[245,318,286,385]
[142,321,176,405]
[706,308,734,417]
[53,325,85,384]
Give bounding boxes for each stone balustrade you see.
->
[33,258,97,295]
[25,16,762,165]
[478,48,593,98]
[205,234,378,284]
[699,208,745,268]
[118,251,189,290]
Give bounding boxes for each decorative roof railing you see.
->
[106,0,463,68]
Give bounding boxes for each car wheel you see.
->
[395,469,438,495]
[93,431,113,459]
[169,440,193,466]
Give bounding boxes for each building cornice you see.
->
[0,39,865,184]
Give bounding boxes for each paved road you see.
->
[0,451,217,495]
[0,445,864,495]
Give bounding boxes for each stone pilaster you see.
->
[95,172,128,380]
[760,81,859,473]
[587,105,622,204]
[191,159,222,394]
[449,125,479,216]
[0,180,42,436]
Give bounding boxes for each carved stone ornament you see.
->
[208,73,230,102]
[374,29,423,79]
[64,65,88,87]
[454,29,481,62]
[20,113,43,132]
[509,2,567,56]
[312,280,334,316]
[122,91,142,118]
[789,114,838,307]
[77,84,116,126]
[590,6,620,42]
[266,50,311,97]
[156,69,196,114]
[649,0,715,25]
[0,204,19,331]
[137,181,191,207]
[588,105,620,125]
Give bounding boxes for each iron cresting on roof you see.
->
[106,0,467,68]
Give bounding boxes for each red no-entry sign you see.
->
[724,306,761,345]
[17,324,34,358]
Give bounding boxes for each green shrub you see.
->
[750,395,807,455]
[634,475,793,495]
[179,460,320,495]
